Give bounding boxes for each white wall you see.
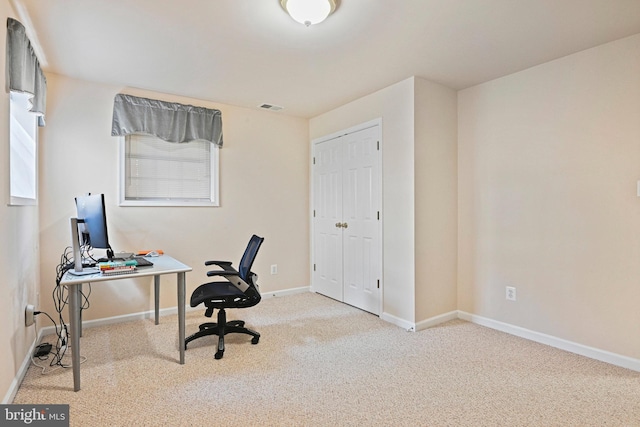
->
[310,76,458,326]
[458,34,640,358]
[414,78,458,321]
[1,0,41,402]
[38,73,310,321]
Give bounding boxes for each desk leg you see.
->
[154,275,160,325]
[68,285,82,392]
[177,272,185,364]
[79,284,83,337]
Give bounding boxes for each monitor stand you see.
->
[68,217,100,276]
[68,267,100,276]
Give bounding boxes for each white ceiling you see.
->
[12,0,640,118]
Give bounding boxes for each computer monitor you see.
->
[75,194,112,256]
[69,193,113,275]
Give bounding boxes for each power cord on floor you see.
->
[29,313,87,374]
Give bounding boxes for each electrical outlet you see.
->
[270,264,278,275]
[25,304,35,327]
[506,286,517,301]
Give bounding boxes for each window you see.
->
[120,134,219,207]
[6,18,46,206]
[9,91,38,205]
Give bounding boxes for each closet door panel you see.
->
[342,127,381,314]
[313,138,343,301]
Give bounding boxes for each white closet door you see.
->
[342,126,380,314]
[313,137,344,301]
[313,123,381,315]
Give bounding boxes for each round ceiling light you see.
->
[281,0,337,27]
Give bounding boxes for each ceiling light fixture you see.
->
[281,0,337,27]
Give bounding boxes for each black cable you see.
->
[80,284,91,310]
[34,306,67,367]
[35,310,56,328]
[30,241,98,372]
[47,244,96,367]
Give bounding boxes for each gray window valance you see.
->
[111,94,223,146]
[6,18,47,127]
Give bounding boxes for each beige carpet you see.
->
[13,292,640,426]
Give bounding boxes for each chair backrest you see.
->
[238,235,264,282]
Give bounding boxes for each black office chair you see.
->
[185,235,264,359]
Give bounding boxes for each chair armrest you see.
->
[204,260,233,267]
[207,271,256,294]
[206,270,239,278]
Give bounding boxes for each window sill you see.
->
[8,195,37,206]
[119,199,219,207]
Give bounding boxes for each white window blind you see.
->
[122,134,219,206]
[9,91,37,205]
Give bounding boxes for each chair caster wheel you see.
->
[251,337,259,345]
[215,351,224,359]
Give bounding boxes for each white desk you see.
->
[59,255,192,391]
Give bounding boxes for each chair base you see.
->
[185,308,260,359]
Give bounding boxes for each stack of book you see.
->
[98,260,138,276]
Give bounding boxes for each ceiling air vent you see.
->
[258,103,284,111]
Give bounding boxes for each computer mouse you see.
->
[146,251,160,257]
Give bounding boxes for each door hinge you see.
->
[377,211,380,220]
[313,157,316,165]
[377,279,380,289]
[314,264,316,271]
[313,210,316,217]
[377,140,380,150]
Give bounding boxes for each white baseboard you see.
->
[3,328,45,404]
[415,310,459,331]
[38,306,190,338]
[381,310,458,332]
[382,309,640,372]
[261,286,310,299]
[458,311,640,372]
[380,312,416,331]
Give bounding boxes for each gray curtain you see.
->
[111,94,223,146]
[6,18,47,126]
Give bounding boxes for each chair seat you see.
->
[191,281,245,307]
[190,281,261,310]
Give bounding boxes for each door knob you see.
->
[342,222,348,229]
